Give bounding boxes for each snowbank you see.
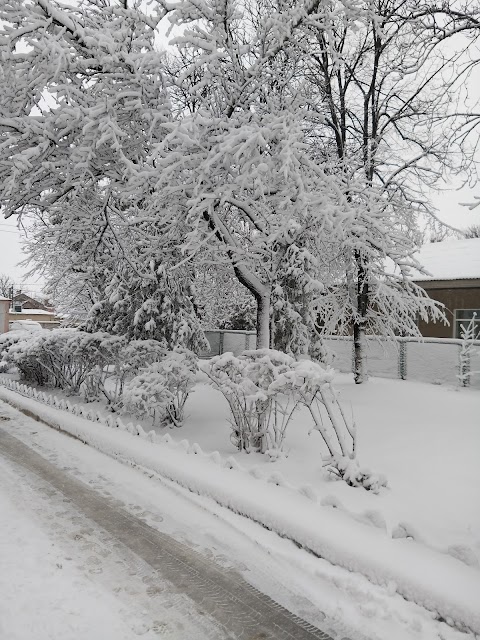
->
[1,381,479,634]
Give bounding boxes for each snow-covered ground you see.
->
[0,397,476,640]
[0,449,226,640]
[1,370,479,637]
[180,374,480,560]
[7,370,476,559]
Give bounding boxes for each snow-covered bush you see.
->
[203,350,340,457]
[202,350,293,455]
[323,454,387,493]
[83,338,167,407]
[4,329,168,405]
[5,331,59,386]
[458,313,479,387]
[123,349,198,427]
[203,349,386,490]
[6,330,125,394]
[0,330,31,370]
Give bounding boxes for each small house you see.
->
[413,238,480,339]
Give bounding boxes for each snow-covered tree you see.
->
[464,224,480,239]
[0,273,14,299]
[294,0,479,380]
[0,0,347,356]
[129,0,363,354]
[24,188,207,350]
[194,265,257,330]
[2,0,478,369]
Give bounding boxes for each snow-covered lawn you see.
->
[181,374,480,561]
[3,371,479,558]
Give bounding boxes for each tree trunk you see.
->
[256,291,271,349]
[353,322,366,384]
[353,252,368,384]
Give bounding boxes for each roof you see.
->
[9,309,55,316]
[413,238,480,282]
[0,296,10,301]
[13,292,52,311]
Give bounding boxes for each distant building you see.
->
[413,238,480,339]
[6,292,60,331]
[0,296,10,333]
[12,292,54,313]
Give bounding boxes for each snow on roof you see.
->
[0,296,10,301]
[9,309,55,316]
[413,238,480,282]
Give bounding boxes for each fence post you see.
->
[219,331,225,355]
[459,343,471,387]
[398,340,407,380]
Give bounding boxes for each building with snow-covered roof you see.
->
[12,291,54,313]
[413,238,480,339]
[8,308,61,331]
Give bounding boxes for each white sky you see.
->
[0,220,44,293]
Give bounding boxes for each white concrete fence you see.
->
[324,336,480,389]
[199,330,256,358]
[201,330,480,389]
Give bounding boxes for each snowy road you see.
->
[0,409,332,640]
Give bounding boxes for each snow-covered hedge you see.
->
[123,349,198,427]
[0,330,32,372]
[5,330,123,393]
[4,330,167,405]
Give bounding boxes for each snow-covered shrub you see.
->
[202,351,288,454]
[0,330,32,371]
[115,339,167,386]
[83,338,166,406]
[458,313,479,387]
[123,349,198,427]
[203,349,343,458]
[5,331,57,386]
[203,349,385,490]
[6,330,125,394]
[323,454,387,493]
[5,329,170,406]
